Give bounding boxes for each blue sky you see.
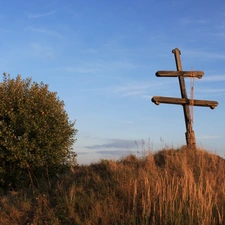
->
[1,0,225,164]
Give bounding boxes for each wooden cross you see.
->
[151,48,218,149]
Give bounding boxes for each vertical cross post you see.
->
[172,48,196,148]
[151,48,218,149]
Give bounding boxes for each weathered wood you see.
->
[152,48,218,149]
[156,70,204,79]
[151,96,218,109]
[172,48,196,148]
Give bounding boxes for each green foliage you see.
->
[0,73,77,190]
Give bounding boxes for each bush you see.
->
[0,73,77,190]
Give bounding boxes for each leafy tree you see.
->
[0,73,77,190]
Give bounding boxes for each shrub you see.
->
[0,73,77,190]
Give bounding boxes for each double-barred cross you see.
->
[151,48,218,149]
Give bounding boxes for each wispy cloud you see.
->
[27,10,57,18]
[185,49,225,60]
[57,66,102,74]
[80,48,98,54]
[0,28,10,33]
[85,139,140,150]
[26,27,64,39]
[56,60,138,75]
[195,88,225,96]
[199,88,225,93]
[201,75,225,82]
[30,43,55,59]
[197,135,222,140]
[180,18,208,25]
[213,33,225,38]
[113,80,176,98]
[116,83,152,92]
[124,121,134,124]
[120,90,146,97]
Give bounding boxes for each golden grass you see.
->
[0,146,225,224]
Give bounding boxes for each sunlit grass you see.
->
[0,146,225,224]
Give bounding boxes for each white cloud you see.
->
[185,49,225,60]
[80,49,98,54]
[196,88,225,94]
[85,138,140,150]
[180,18,208,25]
[201,75,225,82]
[203,88,225,93]
[26,27,64,39]
[197,135,221,140]
[124,121,133,124]
[213,33,225,38]
[113,80,176,98]
[27,10,57,18]
[56,60,138,74]
[0,28,10,33]
[30,43,55,59]
[58,66,102,74]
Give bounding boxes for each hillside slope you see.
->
[0,146,225,225]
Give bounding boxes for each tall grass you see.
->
[0,146,225,224]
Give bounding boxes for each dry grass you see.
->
[0,146,225,224]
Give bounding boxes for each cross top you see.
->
[152,48,218,148]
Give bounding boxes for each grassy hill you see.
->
[0,146,225,224]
